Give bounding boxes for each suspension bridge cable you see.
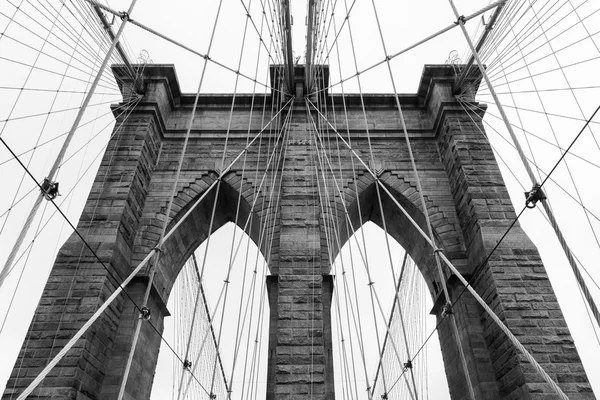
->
[308,1,505,97]
[307,93,589,399]
[0,0,140,293]
[1,92,291,398]
[450,0,600,335]
[307,102,426,398]
[455,97,600,346]
[456,97,600,293]
[82,0,284,96]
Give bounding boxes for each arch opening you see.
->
[151,222,270,400]
[147,176,269,304]
[330,221,450,400]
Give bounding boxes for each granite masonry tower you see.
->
[3,64,595,400]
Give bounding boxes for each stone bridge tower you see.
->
[3,64,595,400]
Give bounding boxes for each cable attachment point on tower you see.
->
[441,302,454,318]
[524,183,546,209]
[403,359,413,370]
[454,15,466,25]
[183,359,192,370]
[140,306,151,320]
[40,178,60,201]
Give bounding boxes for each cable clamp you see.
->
[209,393,217,399]
[441,302,454,318]
[40,178,60,201]
[524,183,546,209]
[140,306,151,320]
[454,15,466,25]
[153,246,163,253]
[433,247,444,255]
[119,11,131,21]
[183,359,192,370]
[381,394,388,400]
[403,360,413,370]
[386,55,392,61]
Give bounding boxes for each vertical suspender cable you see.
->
[116,0,228,395]
[0,0,139,290]
[447,0,600,329]
[366,0,476,397]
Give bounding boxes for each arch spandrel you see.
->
[132,171,266,305]
[331,172,468,300]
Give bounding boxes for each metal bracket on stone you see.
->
[140,306,151,320]
[40,178,60,201]
[441,302,454,318]
[524,183,546,209]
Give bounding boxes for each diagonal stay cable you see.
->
[82,0,285,96]
[0,96,292,399]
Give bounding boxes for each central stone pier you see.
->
[266,96,335,400]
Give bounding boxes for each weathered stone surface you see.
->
[3,64,594,400]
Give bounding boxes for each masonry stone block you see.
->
[3,64,594,400]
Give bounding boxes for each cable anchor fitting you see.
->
[183,359,192,370]
[454,15,466,25]
[40,178,60,201]
[140,306,151,320]
[441,302,454,318]
[403,359,413,370]
[524,183,546,209]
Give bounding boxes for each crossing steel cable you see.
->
[456,97,600,293]
[83,0,284,96]
[455,96,600,345]
[177,103,293,400]
[456,100,600,221]
[307,101,419,395]
[308,107,424,400]
[234,68,282,399]
[483,1,596,84]
[206,5,265,388]
[117,0,235,392]
[327,75,363,400]
[308,1,506,97]
[1,0,124,87]
[0,0,140,294]
[1,92,292,398]
[224,13,276,396]
[0,15,89,238]
[449,0,600,338]
[241,92,289,400]
[0,96,141,288]
[307,93,592,399]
